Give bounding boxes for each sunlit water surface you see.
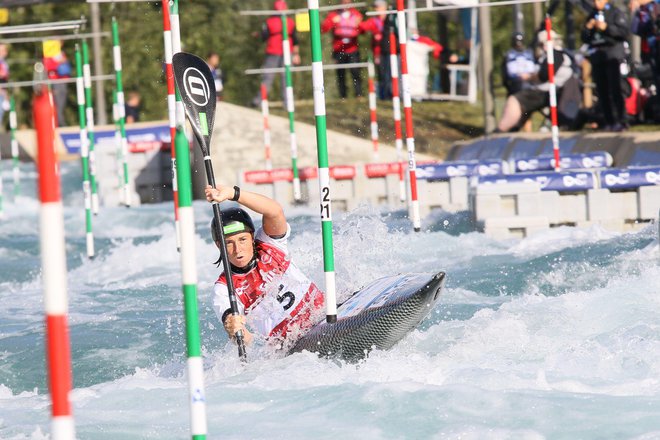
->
[1,161,659,439]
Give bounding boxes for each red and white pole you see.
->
[389,29,406,203]
[396,0,421,231]
[545,15,561,172]
[261,83,272,171]
[34,82,76,439]
[161,0,181,249]
[367,58,379,161]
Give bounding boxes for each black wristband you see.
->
[231,186,240,202]
[221,308,232,324]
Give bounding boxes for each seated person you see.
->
[502,32,538,96]
[497,30,575,132]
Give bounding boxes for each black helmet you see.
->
[211,207,255,242]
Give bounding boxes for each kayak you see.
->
[289,272,446,361]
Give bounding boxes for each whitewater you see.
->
[1,160,659,439]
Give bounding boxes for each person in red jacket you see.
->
[321,0,364,98]
[43,42,72,127]
[251,0,301,108]
[359,0,388,99]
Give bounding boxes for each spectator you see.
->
[582,0,630,131]
[502,32,538,131]
[321,0,364,98]
[502,32,538,95]
[125,91,141,124]
[206,52,224,101]
[43,40,72,127]
[359,0,388,98]
[250,0,300,108]
[496,30,575,132]
[630,0,660,90]
[0,44,9,127]
[407,27,443,98]
[377,7,398,100]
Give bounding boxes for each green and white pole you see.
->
[82,41,99,215]
[175,128,208,440]
[112,17,131,207]
[281,14,301,202]
[171,3,208,438]
[113,90,124,198]
[308,0,337,323]
[75,45,94,259]
[9,97,19,197]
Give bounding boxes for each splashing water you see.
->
[1,161,659,439]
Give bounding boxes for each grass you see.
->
[270,96,486,160]
[270,92,660,161]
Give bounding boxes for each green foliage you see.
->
[3,0,586,127]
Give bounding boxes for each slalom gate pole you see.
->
[389,29,406,203]
[367,55,379,161]
[34,80,76,440]
[261,83,273,170]
[172,52,248,363]
[545,15,561,172]
[308,0,338,323]
[161,0,182,250]
[112,17,131,206]
[75,45,95,259]
[113,91,123,196]
[82,41,99,215]
[9,97,19,197]
[170,5,210,437]
[171,0,190,172]
[281,14,302,202]
[396,0,421,232]
[171,0,187,141]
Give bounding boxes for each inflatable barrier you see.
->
[416,159,509,181]
[598,166,660,190]
[478,170,597,192]
[513,151,613,172]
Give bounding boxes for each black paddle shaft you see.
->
[172,52,247,361]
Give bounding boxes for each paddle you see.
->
[172,52,247,362]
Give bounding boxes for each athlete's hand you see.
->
[205,184,233,204]
[224,314,253,345]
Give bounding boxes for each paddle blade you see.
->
[172,52,216,155]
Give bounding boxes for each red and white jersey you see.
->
[213,225,325,340]
[321,9,363,54]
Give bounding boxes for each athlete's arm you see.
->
[205,184,287,237]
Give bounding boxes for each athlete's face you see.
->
[223,232,254,268]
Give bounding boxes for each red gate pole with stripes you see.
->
[161,0,181,249]
[396,0,421,231]
[389,29,406,203]
[34,81,76,439]
[544,15,561,172]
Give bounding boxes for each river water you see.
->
[1,160,659,439]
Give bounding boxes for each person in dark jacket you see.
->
[582,0,630,131]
